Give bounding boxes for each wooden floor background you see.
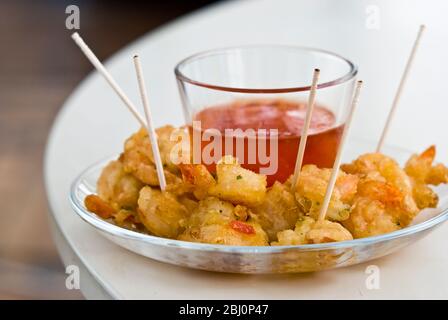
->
[0,0,218,299]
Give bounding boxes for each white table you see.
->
[45,0,448,299]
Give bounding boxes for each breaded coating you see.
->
[208,156,267,206]
[405,146,448,209]
[121,126,184,186]
[294,165,359,221]
[272,216,315,245]
[307,220,353,244]
[273,216,353,245]
[341,152,418,212]
[113,209,143,231]
[341,153,420,236]
[252,181,301,241]
[343,197,399,238]
[343,180,412,238]
[179,197,269,246]
[85,194,116,219]
[405,146,448,185]
[179,163,216,200]
[137,186,189,239]
[97,160,143,211]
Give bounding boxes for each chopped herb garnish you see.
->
[236,175,243,180]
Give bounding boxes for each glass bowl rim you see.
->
[70,155,448,254]
[174,44,358,94]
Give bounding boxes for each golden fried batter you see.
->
[208,156,267,207]
[252,181,301,241]
[273,216,353,245]
[85,194,116,219]
[97,160,143,211]
[307,220,353,244]
[294,165,359,221]
[344,177,422,238]
[121,126,184,186]
[179,197,268,246]
[341,153,420,237]
[179,163,216,200]
[341,152,418,211]
[137,187,189,239]
[405,146,448,209]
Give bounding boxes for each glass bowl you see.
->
[69,139,448,274]
[174,45,357,123]
[174,45,358,185]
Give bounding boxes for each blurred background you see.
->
[0,0,219,299]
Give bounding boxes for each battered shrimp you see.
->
[179,197,269,246]
[178,163,216,200]
[137,186,190,239]
[83,159,144,229]
[84,194,116,219]
[343,180,412,238]
[294,165,359,222]
[411,183,438,209]
[307,220,354,244]
[405,146,448,185]
[341,153,419,217]
[121,126,184,186]
[252,181,301,241]
[97,160,143,211]
[273,216,353,245]
[405,146,448,209]
[208,156,267,207]
[272,216,315,245]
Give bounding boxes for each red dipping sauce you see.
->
[193,99,343,186]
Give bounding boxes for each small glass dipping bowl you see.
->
[175,45,358,185]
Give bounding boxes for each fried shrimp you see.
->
[272,217,315,245]
[137,186,190,239]
[85,194,116,219]
[178,163,216,200]
[341,152,423,237]
[294,165,359,222]
[97,160,144,211]
[252,181,301,241]
[273,216,353,245]
[341,153,416,196]
[121,126,184,186]
[343,180,407,238]
[307,220,354,244]
[405,146,448,184]
[85,125,448,247]
[178,197,268,246]
[208,156,267,206]
[411,183,438,209]
[405,146,448,209]
[341,152,419,218]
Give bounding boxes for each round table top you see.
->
[45,0,448,299]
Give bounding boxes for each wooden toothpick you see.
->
[376,25,425,152]
[318,80,363,221]
[71,32,146,126]
[291,68,320,189]
[133,55,167,191]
